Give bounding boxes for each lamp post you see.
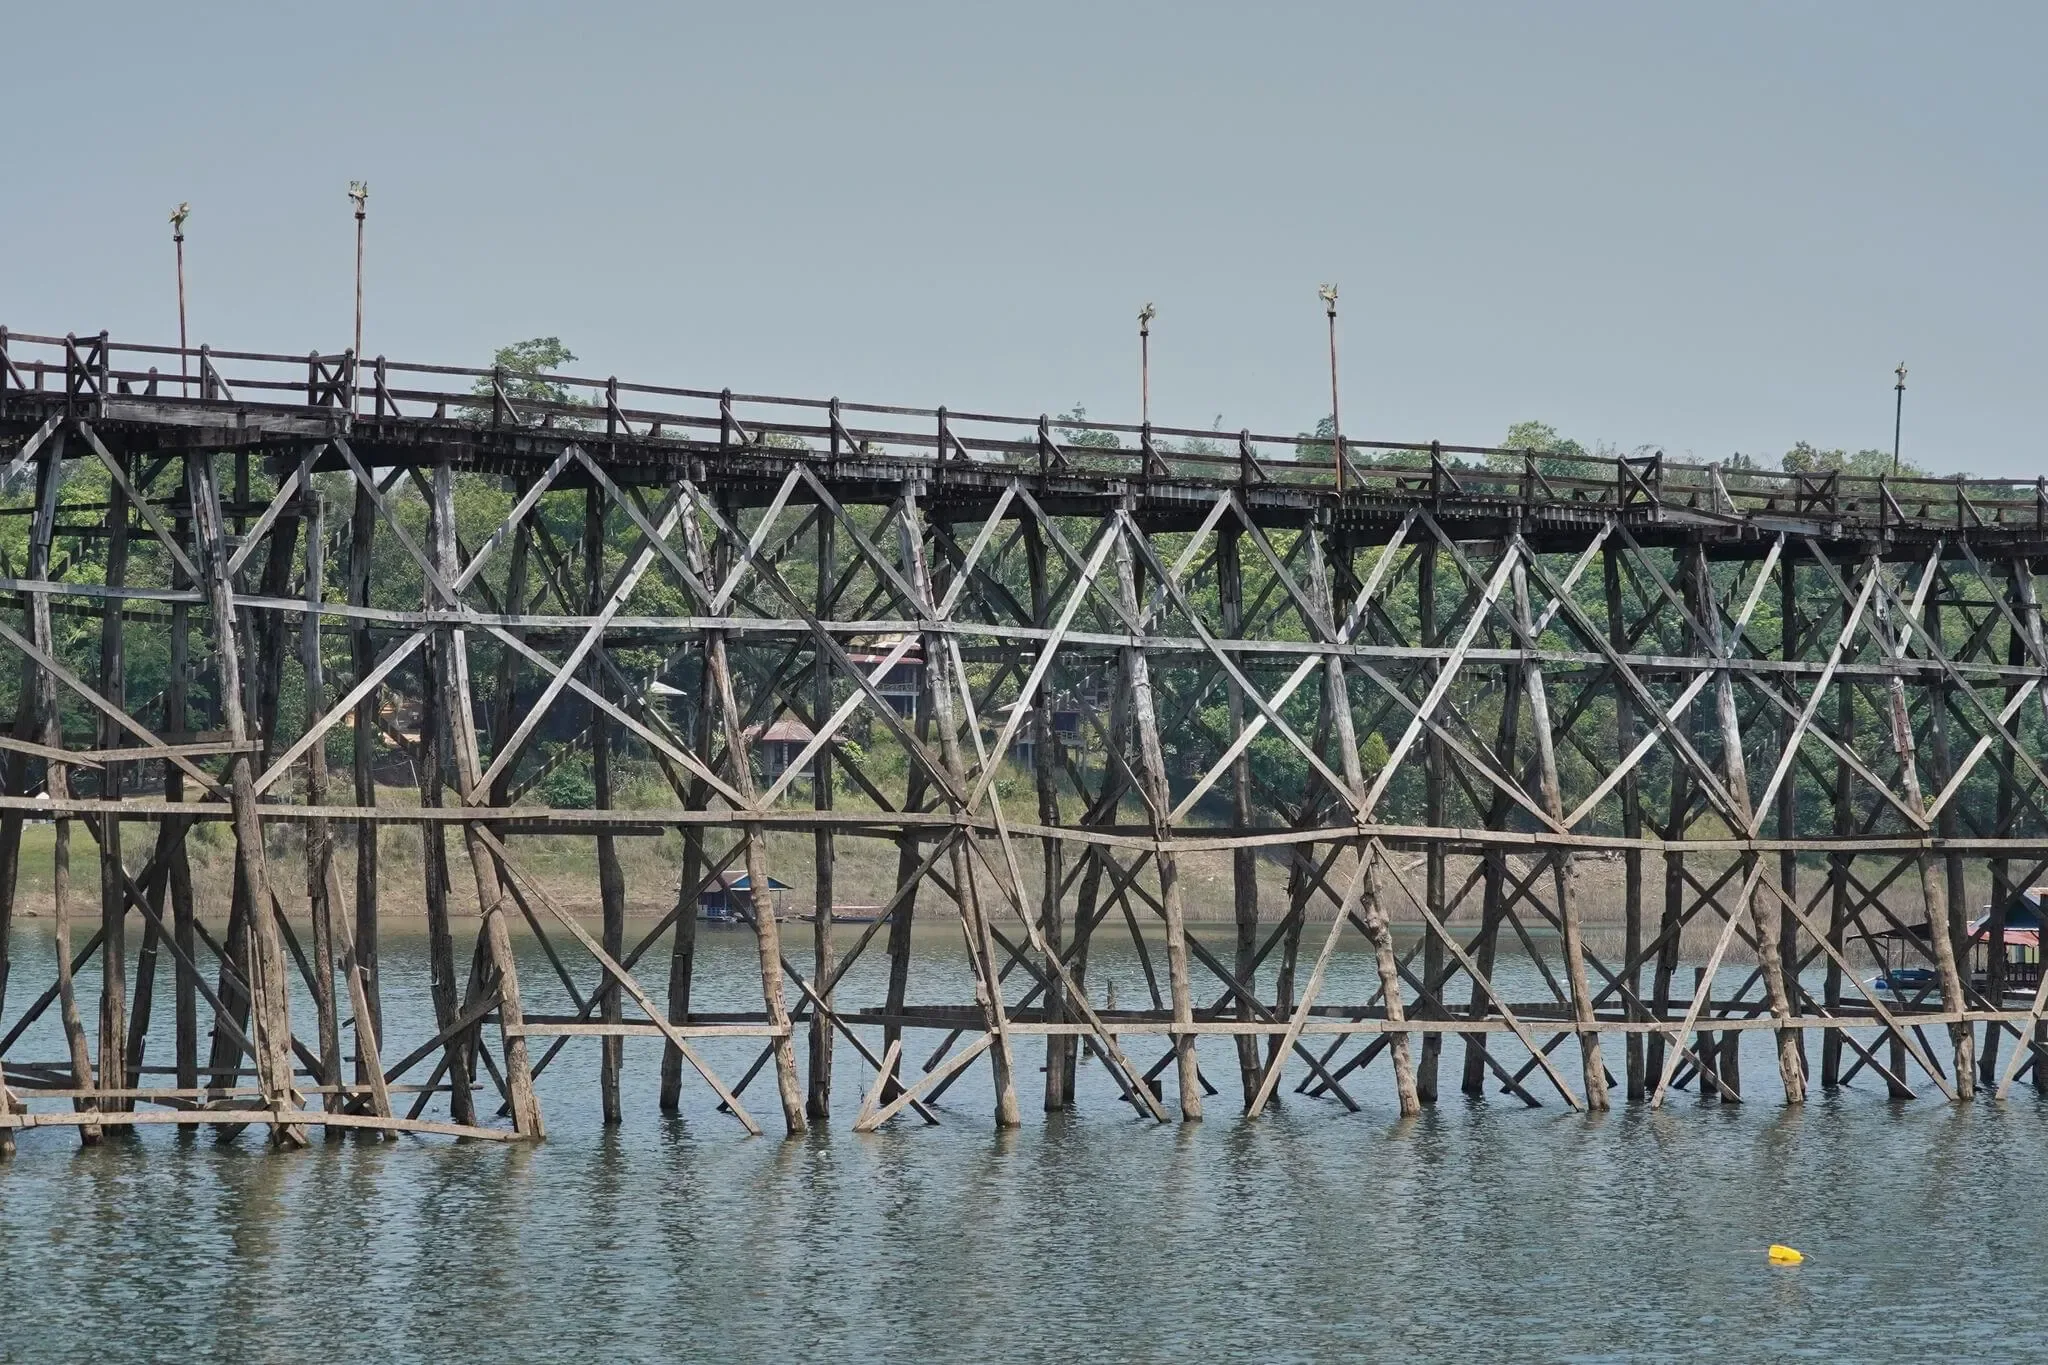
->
[1138,302,1156,428]
[1892,362,1907,475]
[1319,283,1343,494]
[348,181,369,412]
[170,202,190,393]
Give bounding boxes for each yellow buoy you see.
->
[1768,1244,1804,1265]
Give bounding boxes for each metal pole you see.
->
[1320,283,1343,494]
[1892,361,1907,475]
[349,181,369,414]
[1138,302,1155,428]
[170,203,190,394]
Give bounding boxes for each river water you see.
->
[2,923,2043,1362]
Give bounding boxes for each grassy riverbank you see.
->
[0,783,1998,940]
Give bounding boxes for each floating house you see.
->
[1864,886,2046,1000]
[698,872,791,925]
[1967,887,2045,991]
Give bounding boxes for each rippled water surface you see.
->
[3,924,2045,1362]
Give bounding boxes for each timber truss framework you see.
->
[0,326,2044,1149]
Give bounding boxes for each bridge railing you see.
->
[3,326,2044,533]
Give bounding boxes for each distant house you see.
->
[990,698,1083,769]
[698,872,791,924]
[647,677,691,730]
[1072,666,1116,711]
[848,642,923,717]
[372,696,424,784]
[753,715,815,780]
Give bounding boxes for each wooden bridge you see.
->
[0,325,2044,1147]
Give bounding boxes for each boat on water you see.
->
[794,906,886,925]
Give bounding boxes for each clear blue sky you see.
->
[7,2,2043,476]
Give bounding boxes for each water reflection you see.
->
[2,928,2045,1360]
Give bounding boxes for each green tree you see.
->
[1294,413,1337,463]
[468,337,590,424]
[1780,441,1930,480]
[1492,419,1592,481]
[1056,405,1121,449]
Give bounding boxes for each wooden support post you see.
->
[203,483,300,1101]
[416,473,473,1125]
[122,462,188,1097]
[1719,1019,1742,1102]
[166,501,198,1094]
[881,649,933,1102]
[1417,539,1446,1103]
[1876,554,1974,1098]
[434,463,543,1137]
[1690,545,1804,1104]
[188,452,305,1147]
[1983,608,2018,1086]
[907,488,1022,1127]
[2012,559,2048,1089]
[1071,629,1137,1101]
[1024,517,1072,1111]
[300,488,346,1120]
[1822,666,1855,1087]
[1922,586,1974,1079]
[1114,506,1200,1120]
[1985,556,2031,1086]
[660,643,711,1113]
[1465,652,1522,1096]
[347,476,384,1092]
[685,477,805,1135]
[1512,549,1608,1109]
[1218,524,1264,1109]
[1313,527,1418,1115]
[1692,967,1717,1100]
[95,440,131,1109]
[808,504,835,1121]
[123,775,167,1095]
[0,495,36,1033]
[30,437,98,1143]
[1777,555,1805,1080]
[1650,552,1697,1091]
[586,483,627,1126]
[1605,542,1646,1101]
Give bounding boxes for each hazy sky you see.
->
[8,2,2044,476]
